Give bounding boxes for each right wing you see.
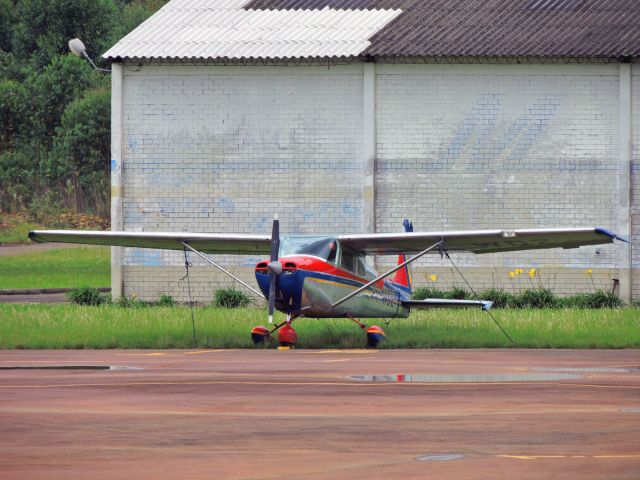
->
[339,227,625,255]
[28,230,271,255]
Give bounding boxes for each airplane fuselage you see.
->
[255,255,411,319]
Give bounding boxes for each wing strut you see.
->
[331,240,444,309]
[180,242,263,298]
[442,248,515,345]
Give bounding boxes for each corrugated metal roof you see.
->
[103,0,401,60]
[246,0,640,58]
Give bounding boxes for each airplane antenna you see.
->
[442,248,515,346]
[182,247,197,345]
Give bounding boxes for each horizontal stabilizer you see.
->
[402,298,493,310]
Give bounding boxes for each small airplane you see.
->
[29,220,626,348]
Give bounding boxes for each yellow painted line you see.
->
[114,353,168,356]
[498,454,640,461]
[594,455,640,459]
[313,350,376,354]
[1,380,639,390]
[183,350,227,355]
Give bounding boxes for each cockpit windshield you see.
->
[279,236,337,262]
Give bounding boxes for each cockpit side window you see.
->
[340,248,356,273]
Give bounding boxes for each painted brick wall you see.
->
[632,64,640,301]
[118,62,636,302]
[376,64,626,295]
[121,64,365,301]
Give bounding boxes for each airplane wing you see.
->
[28,230,271,255]
[401,299,493,310]
[339,227,625,255]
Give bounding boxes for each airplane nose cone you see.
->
[267,260,283,275]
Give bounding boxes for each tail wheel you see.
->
[251,326,270,344]
[366,325,386,348]
[278,324,298,347]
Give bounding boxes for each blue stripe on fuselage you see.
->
[255,267,410,315]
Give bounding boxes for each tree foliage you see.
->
[0,0,168,216]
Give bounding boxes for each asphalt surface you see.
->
[0,349,638,479]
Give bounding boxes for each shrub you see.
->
[515,288,558,308]
[214,288,251,308]
[115,295,147,308]
[479,288,516,309]
[67,286,104,306]
[155,294,175,307]
[445,287,470,300]
[581,290,623,309]
[412,287,445,300]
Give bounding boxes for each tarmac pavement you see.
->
[0,348,638,479]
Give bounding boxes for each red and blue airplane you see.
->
[29,219,625,347]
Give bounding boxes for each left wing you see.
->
[339,227,625,255]
[28,230,271,255]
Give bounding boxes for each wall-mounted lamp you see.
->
[68,38,110,73]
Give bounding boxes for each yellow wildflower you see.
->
[586,268,593,276]
[516,268,524,275]
[429,274,438,282]
[529,268,537,278]
[508,271,516,279]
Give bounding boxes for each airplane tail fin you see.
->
[392,219,413,293]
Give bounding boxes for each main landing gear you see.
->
[251,316,386,349]
[348,316,386,348]
[251,315,298,348]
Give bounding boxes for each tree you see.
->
[12,0,118,68]
[0,80,29,150]
[26,54,103,145]
[50,87,111,214]
[0,0,16,52]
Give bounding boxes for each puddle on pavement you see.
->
[417,454,467,462]
[0,365,141,371]
[349,373,583,383]
[533,367,640,373]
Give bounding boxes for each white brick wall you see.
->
[632,64,640,300]
[121,64,366,300]
[376,64,625,294]
[117,61,637,302]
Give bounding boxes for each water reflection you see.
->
[349,373,584,383]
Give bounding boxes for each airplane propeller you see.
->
[267,216,281,323]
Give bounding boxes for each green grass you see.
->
[0,219,43,245]
[0,247,110,289]
[0,305,637,349]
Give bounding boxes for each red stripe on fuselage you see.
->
[270,255,386,290]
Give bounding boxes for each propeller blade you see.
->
[268,274,276,324]
[268,216,280,324]
[270,216,279,262]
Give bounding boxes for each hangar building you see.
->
[103,0,640,303]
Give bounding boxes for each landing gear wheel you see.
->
[366,325,386,348]
[278,323,298,348]
[251,326,270,344]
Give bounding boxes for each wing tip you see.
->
[595,227,629,243]
[28,231,43,243]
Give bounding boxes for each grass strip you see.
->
[0,305,638,349]
[0,247,110,289]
